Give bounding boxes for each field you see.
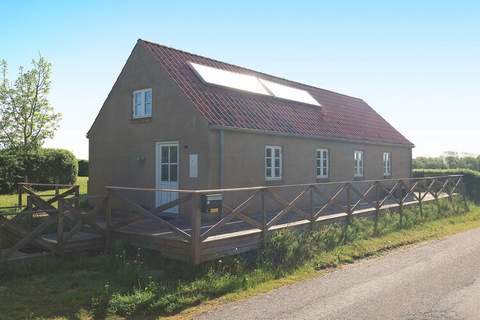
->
[0,176,88,209]
[0,197,479,319]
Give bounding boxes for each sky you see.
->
[1,0,479,159]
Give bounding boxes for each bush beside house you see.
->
[413,168,480,202]
[78,159,89,177]
[0,148,78,194]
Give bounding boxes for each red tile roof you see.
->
[141,39,413,147]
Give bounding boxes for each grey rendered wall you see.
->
[220,129,412,187]
[211,129,412,214]
[88,42,214,209]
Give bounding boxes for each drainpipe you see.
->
[219,129,224,188]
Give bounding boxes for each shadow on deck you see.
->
[106,175,467,264]
[0,176,468,266]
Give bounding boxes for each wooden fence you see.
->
[105,174,468,264]
[0,183,105,264]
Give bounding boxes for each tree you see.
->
[0,56,61,154]
[442,151,459,168]
[413,153,480,171]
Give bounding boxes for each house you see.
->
[87,39,414,216]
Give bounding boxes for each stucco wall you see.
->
[220,129,411,187]
[211,129,412,214]
[88,41,413,218]
[88,42,213,207]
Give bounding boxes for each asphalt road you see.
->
[196,228,480,320]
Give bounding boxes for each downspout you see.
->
[219,129,224,188]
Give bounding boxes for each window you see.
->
[383,152,391,177]
[189,62,321,106]
[259,79,321,106]
[316,149,329,178]
[133,88,152,119]
[190,62,269,95]
[354,151,364,177]
[265,146,282,180]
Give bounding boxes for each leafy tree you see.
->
[0,56,61,154]
[412,156,445,169]
[413,152,480,171]
[443,151,459,168]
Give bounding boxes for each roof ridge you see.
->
[138,39,363,102]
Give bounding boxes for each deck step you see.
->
[40,232,103,244]
[0,249,51,263]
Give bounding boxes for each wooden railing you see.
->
[105,174,469,264]
[0,183,105,264]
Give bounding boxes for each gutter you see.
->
[219,129,224,188]
[208,124,415,149]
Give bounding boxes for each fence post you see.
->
[18,184,23,209]
[105,191,113,253]
[191,193,201,265]
[346,183,352,224]
[374,181,380,235]
[309,185,314,230]
[342,183,352,243]
[434,179,442,216]
[74,185,80,208]
[398,180,404,227]
[261,189,267,245]
[26,196,33,230]
[447,179,457,214]
[418,179,424,218]
[461,176,469,212]
[57,198,65,256]
[55,177,60,197]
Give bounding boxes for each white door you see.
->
[155,142,179,213]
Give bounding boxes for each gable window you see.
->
[265,146,282,180]
[354,150,364,177]
[316,149,329,178]
[133,88,152,119]
[383,152,392,177]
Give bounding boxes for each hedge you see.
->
[413,169,480,202]
[0,152,23,195]
[78,159,89,177]
[0,148,78,194]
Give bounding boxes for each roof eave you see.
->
[209,124,415,148]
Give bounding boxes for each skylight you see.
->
[259,79,321,106]
[190,62,270,95]
[189,62,321,107]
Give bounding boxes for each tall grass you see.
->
[0,196,476,319]
[86,197,469,317]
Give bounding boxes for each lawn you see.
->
[0,176,88,209]
[0,197,479,320]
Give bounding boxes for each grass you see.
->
[0,197,479,320]
[0,176,88,209]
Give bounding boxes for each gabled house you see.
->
[87,39,414,214]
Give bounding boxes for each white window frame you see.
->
[316,149,329,178]
[132,88,152,119]
[383,152,392,177]
[354,150,364,178]
[265,146,282,181]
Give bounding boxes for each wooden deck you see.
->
[0,183,106,265]
[0,175,469,266]
[106,175,468,263]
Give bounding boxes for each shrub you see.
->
[78,159,89,177]
[0,148,78,194]
[0,151,23,194]
[260,229,304,269]
[413,169,480,202]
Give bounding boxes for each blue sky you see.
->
[1,0,479,159]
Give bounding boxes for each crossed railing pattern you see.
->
[105,175,468,264]
[0,183,105,263]
[200,175,467,241]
